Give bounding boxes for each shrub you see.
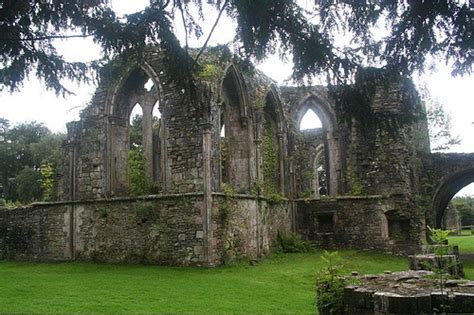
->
[276,231,313,253]
[315,251,349,315]
[128,148,151,196]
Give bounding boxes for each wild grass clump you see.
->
[276,231,313,253]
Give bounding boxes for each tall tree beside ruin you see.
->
[0,0,471,95]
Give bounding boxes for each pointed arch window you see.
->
[299,108,323,130]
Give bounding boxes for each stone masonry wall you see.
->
[296,195,423,254]
[211,194,292,264]
[345,83,422,196]
[0,195,208,266]
[0,194,292,266]
[73,195,206,265]
[0,204,70,261]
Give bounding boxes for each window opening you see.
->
[300,108,322,130]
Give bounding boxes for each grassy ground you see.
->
[448,234,474,254]
[1,250,472,313]
[0,250,407,314]
[448,234,474,279]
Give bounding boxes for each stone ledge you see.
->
[295,193,404,202]
[0,192,206,212]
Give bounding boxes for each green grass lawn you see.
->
[0,250,472,313]
[448,234,474,279]
[0,250,406,314]
[448,234,474,254]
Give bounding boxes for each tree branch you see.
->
[176,0,189,53]
[191,0,229,71]
[0,33,95,42]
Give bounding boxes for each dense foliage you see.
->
[1,0,471,95]
[127,148,151,196]
[0,118,65,202]
[453,196,474,226]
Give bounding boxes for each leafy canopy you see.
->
[0,0,472,95]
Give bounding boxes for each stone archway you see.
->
[293,93,342,196]
[219,64,252,193]
[432,168,474,228]
[105,64,168,196]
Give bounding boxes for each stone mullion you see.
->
[142,103,154,182]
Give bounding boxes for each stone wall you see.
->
[211,194,291,264]
[0,204,70,261]
[344,82,424,196]
[296,195,424,254]
[0,196,207,265]
[0,194,292,266]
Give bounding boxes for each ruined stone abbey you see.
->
[1,47,473,266]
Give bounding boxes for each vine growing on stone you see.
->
[40,162,54,201]
[262,121,278,195]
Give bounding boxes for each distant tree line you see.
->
[0,118,65,204]
[452,196,474,227]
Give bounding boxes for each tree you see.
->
[0,118,65,202]
[129,114,144,149]
[1,1,471,95]
[29,133,66,169]
[452,196,474,226]
[15,166,42,203]
[0,118,9,143]
[419,86,461,152]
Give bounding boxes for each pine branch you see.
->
[0,33,95,42]
[176,0,189,53]
[191,0,229,71]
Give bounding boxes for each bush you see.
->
[315,251,350,315]
[276,231,313,253]
[128,148,151,196]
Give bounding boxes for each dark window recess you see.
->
[388,218,410,242]
[317,213,334,233]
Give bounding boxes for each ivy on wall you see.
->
[220,137,229,184]
[40,163,54,201]
[331,68,422,135]
[262,120,278,195]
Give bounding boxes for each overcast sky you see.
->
[1,0,473,195]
